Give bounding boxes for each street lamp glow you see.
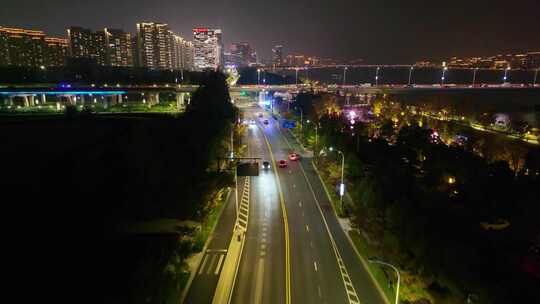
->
[472,68,479,87]
[408,66,414,86]
[503,66,511,83]
[441,66,448,85]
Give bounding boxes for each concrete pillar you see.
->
[118,94,123,104]
[56,102,61,111]
[155,92,160,104]
[41,94,46,104]
[29,95,35,107]
[23,96,29,107]
[176,93,185,110]
[80,95,85,105]
[67,95,74,105]
[8,96,14,106]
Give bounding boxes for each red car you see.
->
[278,160,288,168]
[288,153,300,161]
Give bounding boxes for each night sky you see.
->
[1,0,539,63]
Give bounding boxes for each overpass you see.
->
[0,84,198,109]
[1,83,538,109]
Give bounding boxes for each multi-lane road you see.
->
[185,103,387,304]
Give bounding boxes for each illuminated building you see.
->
[182,40,194,71]
[230,43,253,67]
[193,28,223,70]
[0,26,46,67]
[171,35,194,70]
[44,37,68,67]
[135,22,174,69]
[104,28,132,67]
[272,45,283,67]
[67,26,107,65]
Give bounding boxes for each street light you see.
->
[375,67,380,86]
[295,67,299,86]
[503,66,511,83]
[328,147,345,214]
[257,68,261,85]
[472,68,479,87]
[533,68,539,86]
[441,66,448,86]
[408,66,414,86]
[368,258,400,304]
[343,66,348,86]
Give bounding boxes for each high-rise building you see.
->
[193,28,223,71]
[182,40,194,71]
[171,34,194,70]
[272,45,283,67]
[67,26,107,65]
[104,28,132,67]
[0,26,46,67]
[44,37,69,67]
[135,22,174,70]
[229,43,252,67]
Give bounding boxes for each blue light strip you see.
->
[0,91,127,95]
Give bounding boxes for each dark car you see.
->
[263,119,269,125]
[262,161,270,170]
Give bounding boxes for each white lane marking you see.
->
[314,261,318,272]
[261,244,267,250]
[310,241,314,249]
[262,238,267,243]
[298,201,302,207]
[199,254,209,275]
[276,125,362,304]
[206,249,227,253]
[306,225,310,232]
[318,285,322,298]
[302,211,305,217]
[214,254,225,275]
[254,258,265,303]
[293,184,296,188]
[207,254,218,274]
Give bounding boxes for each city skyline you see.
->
[1,0,539,63]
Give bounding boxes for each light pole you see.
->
[441,66,448,86]
[329,147,345,214]
[295,67,299,85]
[375,67,380,86]
[503,66,511,83]
[343,66,348,86]
[408,66,414,86]
[472,68,479,87]
[534,68,539,86]
[368,258,400,304]
[315,123,319,149]
[257,68,261,85]
[230,126,239,224]
[297,106,304,142]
